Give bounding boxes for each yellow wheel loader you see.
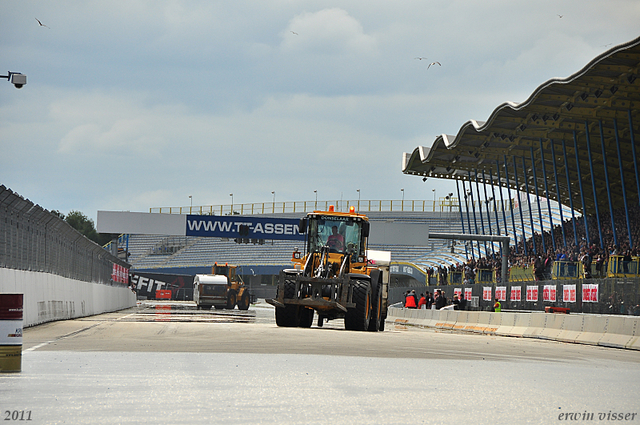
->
[266,206,389,331]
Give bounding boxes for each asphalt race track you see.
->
[2,301,639,424]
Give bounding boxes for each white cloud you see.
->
[1,0,639,222]
[282,8,377,56]
[51,92,171,156]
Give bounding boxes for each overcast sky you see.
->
[1,1,639,222]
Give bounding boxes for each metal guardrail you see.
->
[149,198,527,216]
[150,199,465,215]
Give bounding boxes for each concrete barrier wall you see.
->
[387,307,640,351]
[0,268,136,327]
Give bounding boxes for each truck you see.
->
[266,206,390,331]
[193,263,251,310]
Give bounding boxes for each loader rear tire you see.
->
[275,280,300,327]
[344,280,372,331]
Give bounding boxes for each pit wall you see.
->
[386,306,640,351]
[0,268,136,327]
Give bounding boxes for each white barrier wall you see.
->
[0,268,137,327]
[387,307,640,351]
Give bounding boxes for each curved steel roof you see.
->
[403,36,640,215]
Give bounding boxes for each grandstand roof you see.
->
[402,36,640,216]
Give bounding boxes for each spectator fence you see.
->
[0,185,128,285]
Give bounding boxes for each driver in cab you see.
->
[326,225,344,251]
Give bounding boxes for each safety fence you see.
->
[0,185,128,285]
[391,278,640,315]
[387,306,640,350]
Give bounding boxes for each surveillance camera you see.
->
[10,73,26,89]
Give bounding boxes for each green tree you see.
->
[64,210,111,245]
[51,210,65,219]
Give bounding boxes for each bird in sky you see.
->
[35,18,50,28]
[290,31,298,35]
[415,57,428,60]
[557,14,564,18]
[427,61,441,69]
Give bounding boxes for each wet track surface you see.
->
[3,301,639,424]
[121,302,261,323]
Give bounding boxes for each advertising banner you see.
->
[131,272,195,300]
[582,283,599,303]
[464,288,473,302]
[111,264,129,284]
[543,285,556,302]
[453,288,462,299]
[483,287,492,301]
[510,286,522,302]
[390,263,426,279]
[496,286,507,302]
[186,215,304,240]
[563,284,577,303]
[526,285,538,302]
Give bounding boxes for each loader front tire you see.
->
[298,308,314,328]
[275,280,300,327]
[226,290,237,310]
[367,273,383,332]
[344,280,372,331]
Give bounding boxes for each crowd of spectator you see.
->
[403,288,468,310]
[426,205,640,283]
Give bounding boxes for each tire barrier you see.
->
[387,306,640,351]
[0,293,23,373]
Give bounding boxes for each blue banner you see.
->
[186,215,305,241]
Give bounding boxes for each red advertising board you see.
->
[510,286,522,302]
[496,286,507,302]
[582,283,599,303]
[483,287,492,301]
[526,285,538,302]
[543,285,556,302]
[464,288,473,302]
[563,284,576,303]
[454,288,462,299]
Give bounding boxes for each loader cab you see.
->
[213,263,237,283]
[301,212,369,262]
